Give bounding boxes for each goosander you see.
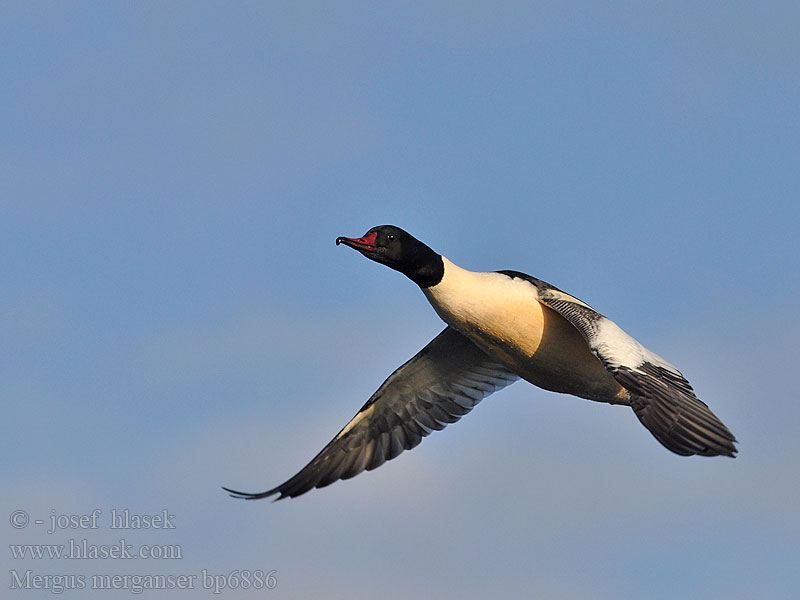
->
[224,225,736,500]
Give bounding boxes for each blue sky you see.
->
[3,2,798,598]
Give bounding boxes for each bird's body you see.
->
[424,256,627,403]
[224,226,736,500]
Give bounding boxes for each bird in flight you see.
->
[224,225,736,500]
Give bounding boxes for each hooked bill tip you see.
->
[336,232,378,250]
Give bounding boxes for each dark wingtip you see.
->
[725,439,739,458]
[702,430,738,458]
[708,442,737,459]
[221,486,280,501]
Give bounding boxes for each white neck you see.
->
[422,256,543,341]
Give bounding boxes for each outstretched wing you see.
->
[499,270,737,458]
[223,327,518,500]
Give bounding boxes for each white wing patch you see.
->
[592,317,681,375]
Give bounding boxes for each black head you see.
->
[336,225,444,288]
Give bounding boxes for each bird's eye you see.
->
[388,234,395,241]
